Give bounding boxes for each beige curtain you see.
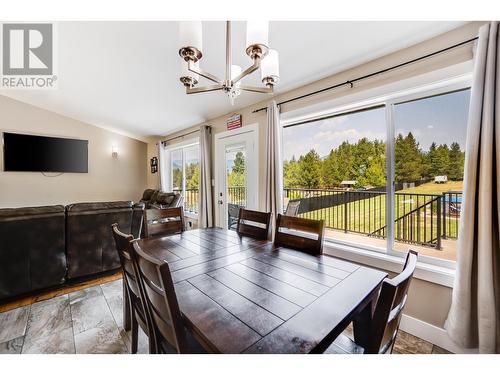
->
[157,142,167,191]
[445,22,500,353]
[265,100,284,223]
[199,125,213,228]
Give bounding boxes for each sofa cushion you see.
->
[0,205,66,300]
[155,192,176,206]
[66,201,134,279]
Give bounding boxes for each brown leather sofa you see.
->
[0,201,144,301]
[140,189,183,209]
[66,201,144,279]
[0,205,66,300]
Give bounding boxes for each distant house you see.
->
[341,180,357,189]
[434,175,448,184]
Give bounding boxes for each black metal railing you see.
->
[283,188,462,249]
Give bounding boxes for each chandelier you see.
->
[178,21,279,104]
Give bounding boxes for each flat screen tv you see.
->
[3,132,88,173]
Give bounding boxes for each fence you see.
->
[284,188,462,249]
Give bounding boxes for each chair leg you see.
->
[131,315,138,354]
[123,282,131,331]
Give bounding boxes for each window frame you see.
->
[163,139,200,216]
[280,74,472,270]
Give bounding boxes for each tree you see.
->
[297,149,322,188]
[232,151,245,174]
[284,156,302,188]
[434,144,450,176]
[448,142,464,180]
[185,162,200,190]
[395,132,423,183]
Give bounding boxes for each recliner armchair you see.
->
[140,189,183,209]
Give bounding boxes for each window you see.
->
[166,142,200,214]
[281,83,470,266]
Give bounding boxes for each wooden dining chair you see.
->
[133,241,206,354]
[325,250,419,354]
[236,208,272,240]
[143,207,185,238]
[274,214,325,255]
[111,223,155,354]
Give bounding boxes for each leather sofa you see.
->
[66,201,144,279]
[140,189,183,209]
[0,201,144,301]
[0,205,66,300]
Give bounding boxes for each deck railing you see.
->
[174,186,461,249]
[283,187,462,250]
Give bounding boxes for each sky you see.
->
[283,89,470,161]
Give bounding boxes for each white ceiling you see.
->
[1,21,465,139]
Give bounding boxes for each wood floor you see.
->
[0,273,450,354]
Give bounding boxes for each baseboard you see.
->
[400,314,478,354]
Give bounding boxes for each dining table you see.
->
[136,227,387,354]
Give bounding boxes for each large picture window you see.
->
[166,142,200,214]
[281,84,470,266]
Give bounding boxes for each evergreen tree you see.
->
[297,149,322,188]
[232,151,245,174]
[395,132,423,182]
[434,144,450,176]
[448,142,464,180]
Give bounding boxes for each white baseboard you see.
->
[400,314,478,354]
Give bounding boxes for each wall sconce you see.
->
[150,157,158,173]
[111,145,118,158]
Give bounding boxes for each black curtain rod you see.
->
[252,36,478,114]
[161,128,200,145]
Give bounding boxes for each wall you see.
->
[0,95,148,207]
[146,22,484,336]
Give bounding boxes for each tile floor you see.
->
[0,278,450,354]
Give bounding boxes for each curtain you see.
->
[265,100,284,223]
[445,21,500,353]
[157,142,168,191]
[199,125,214,228]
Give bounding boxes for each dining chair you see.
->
[284,200,301,217]
[236,208,272,240]
[133,241,206,353]
[143,207,185,238]
[274,214,325,255]
[111,223,155,354]
[325,250,419,354]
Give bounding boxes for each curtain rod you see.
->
[252,36,478,114]
[161,128,200,146]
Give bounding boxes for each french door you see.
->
[214,124,259,229]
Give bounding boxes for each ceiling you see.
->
[1,21,465,139]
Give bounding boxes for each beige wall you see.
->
[0,95,148,207]
[147,22,484,331]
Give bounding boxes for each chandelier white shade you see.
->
[179,21,203,54]
[261,49,279,84]
[246,21,269,50]
[178,21,279,103]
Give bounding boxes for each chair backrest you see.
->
[143,207,185,237]
[285,200,301,217]
[133,241,189,353]
[365,250,418,354]
[274,214,325,255]
[236,208,272,240]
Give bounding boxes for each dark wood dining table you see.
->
[136,227,387,354]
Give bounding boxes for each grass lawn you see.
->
[400,181,463,195]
